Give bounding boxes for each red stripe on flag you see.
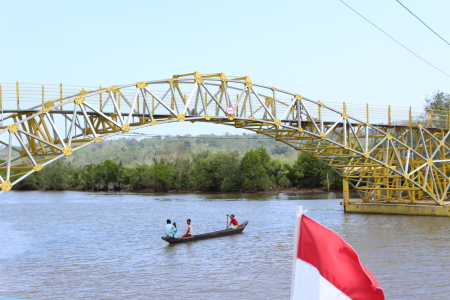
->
[298,215,384,300]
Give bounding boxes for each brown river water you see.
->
[1,191,449,299]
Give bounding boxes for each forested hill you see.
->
[64,133,298,167]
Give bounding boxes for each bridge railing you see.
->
[0,82,448,129]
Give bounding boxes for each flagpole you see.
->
[290,206,303,300]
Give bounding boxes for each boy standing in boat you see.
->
[182,219,193,237]
[227,214,239,229]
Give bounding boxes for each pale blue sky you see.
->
[1,0,449,135]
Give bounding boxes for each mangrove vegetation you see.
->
[11,140,342,192]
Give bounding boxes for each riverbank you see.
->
[109,187,339,194]
[13,186,341,194]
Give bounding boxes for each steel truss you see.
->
[0,72,449,206]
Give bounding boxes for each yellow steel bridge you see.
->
[1,72,450,214]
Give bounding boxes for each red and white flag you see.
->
[291,209,384,300]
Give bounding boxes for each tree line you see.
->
[13,146,342,192]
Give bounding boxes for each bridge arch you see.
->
[1,72,449,206]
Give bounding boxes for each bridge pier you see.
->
[342,180,450,216]
[342,202,450,217]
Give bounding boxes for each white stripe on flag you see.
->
[292,258,351,300]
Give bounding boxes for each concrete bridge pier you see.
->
[342,180,450,217]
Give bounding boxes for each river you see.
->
[0,191,449,299]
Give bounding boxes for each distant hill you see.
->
[62,133,298,167]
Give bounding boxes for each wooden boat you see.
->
[161,221,249,244]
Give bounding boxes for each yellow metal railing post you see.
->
[447,111,450,128]
[60,83,63,110]
[317,103,320,121]
[429,109,432,127]
[152,95,155,114]
[99,86,103,112]
[16,81,20,109]
[388,105,391,125]
[343,102,348,146]
[137,94,140,114]
[42,86,45,109]
[409,106,412,127]
[216,96,219,116]
[366,103,369,124]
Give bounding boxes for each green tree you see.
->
[124,165,153,190]
[218,151,242,192]
[424,91,450,128]
[272,144,290,155]
[68,167,82,189]
[292,153,326,188]
[424,91,450,112]
[76,164,102,191]
[190,151,241,192]
[291,152,342,189]
[320,169,343,190]
[283,162,298,187]
[267,159,291,188]
[171,150,195,190]
[191,152,218,191]
[14,172,40,190]
[38,159,72,190]
[240,146,271,191]
[152,163,174,192]
[99,159,125,191]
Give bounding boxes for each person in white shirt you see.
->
[164,219,176,237]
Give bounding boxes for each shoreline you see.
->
[12,187,341,194]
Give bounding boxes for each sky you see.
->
[1,0,450,136]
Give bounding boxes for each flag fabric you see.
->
[291,214,384,300]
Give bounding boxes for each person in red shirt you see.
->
[227,214,239,229]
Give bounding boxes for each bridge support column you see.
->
[342,202,450,217]
[342,179,349,213]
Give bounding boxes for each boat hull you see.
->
[161,221,249,244]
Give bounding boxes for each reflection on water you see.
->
[0,191,449,299]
